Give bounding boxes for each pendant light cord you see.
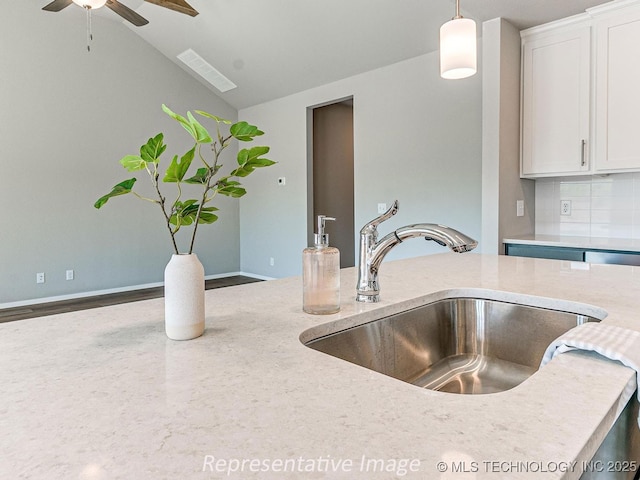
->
[454,0,462,19]
[85,5,93,52]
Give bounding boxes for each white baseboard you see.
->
[0,271,273,310]
[238,271,276,281]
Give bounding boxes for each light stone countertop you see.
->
[1,253,639,480]
[503,234,640,253]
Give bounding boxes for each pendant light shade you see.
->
[439,0,477,79]
[72,0,107,8]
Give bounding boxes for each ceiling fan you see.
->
[42,0,199,27]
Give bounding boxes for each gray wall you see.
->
[0,4,238,305]
[1,6,510,304]
[238,50,483,279]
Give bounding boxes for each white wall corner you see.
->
[481,18,503,254]
[481,18,534,255]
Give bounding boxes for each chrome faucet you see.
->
[356,200,478,303]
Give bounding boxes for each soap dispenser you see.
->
[303,215,340,314]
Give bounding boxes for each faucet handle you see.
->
[361,200,399,233]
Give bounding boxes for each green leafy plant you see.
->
[94,104,275,255]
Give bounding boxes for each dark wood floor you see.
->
[0,276,262,323]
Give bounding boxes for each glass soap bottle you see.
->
[303,215,340,314]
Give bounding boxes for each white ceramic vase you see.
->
[164,253,205,340]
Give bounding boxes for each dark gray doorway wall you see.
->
[310,99,355,268]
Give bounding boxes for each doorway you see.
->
[308,99,355,268]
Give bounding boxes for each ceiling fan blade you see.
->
[42,0,74,12]
[105,0,149,26]
[144,0,198,17]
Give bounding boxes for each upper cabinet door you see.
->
[521,25,591,177]
[594,7,640,172]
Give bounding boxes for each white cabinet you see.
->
[594,5,640,172]
[521,23,591,177]
[520,0,640,178]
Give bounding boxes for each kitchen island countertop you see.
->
[1,253,638,479]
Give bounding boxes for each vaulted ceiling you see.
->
[42,0,611,109]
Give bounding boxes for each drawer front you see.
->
[585,251,640,266]
[505,244,585,262]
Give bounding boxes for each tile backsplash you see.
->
[535,173,640,239]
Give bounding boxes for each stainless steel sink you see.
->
[303,296,640,477]
[304,297,599,394]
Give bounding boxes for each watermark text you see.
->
[202,455,421,477]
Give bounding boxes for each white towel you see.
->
[541,322,640,428]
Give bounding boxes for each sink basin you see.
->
[304,297,599,394]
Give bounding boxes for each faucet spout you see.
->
[395,224,478,253]
[356,203,477,303]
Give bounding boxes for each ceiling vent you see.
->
[177,49,237,93]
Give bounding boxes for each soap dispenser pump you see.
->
[303,215,340,314]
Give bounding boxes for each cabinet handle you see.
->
[581,139,587,167]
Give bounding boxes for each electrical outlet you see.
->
[516,200,524,217]
[269,257,275,266]
[560,200,572,216]
[66,269,74,281]
[377,203,387,214]
[36,272,45,284]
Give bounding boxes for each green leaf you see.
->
[198,207,219,224]
[187,111,213,144]
[195,110,232,125]
[230,121,264,142]
[230,146,275,177]
[177,199,197,209]
[169,200,199,226]
[218,185,247,198]
[250,158,276,167]
[184,167,210,185]
[198,214,218,224]
[238,146,270,165]
[232,167,251,177]
[120,135,166,171]
[169,202,219,226]
[162,104,197,140]
[139,134,165,164]
[120,155,146,172]
[163,147,195,183]
[219,179,241,186]
[236,149,249,165]
[216,179,246,197]
[94,178,137,209]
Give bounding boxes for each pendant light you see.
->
[439,0,477,79]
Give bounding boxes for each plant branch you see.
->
[131,191,160,204]
[148,161,179,255]
[199,143,212,170]
[188,139,228,254]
